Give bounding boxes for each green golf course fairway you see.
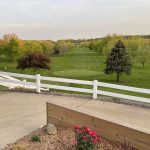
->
[0,47,150,98]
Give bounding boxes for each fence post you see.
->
[36,74,41,93]
[23,79,26,88]
[93,80,98,99]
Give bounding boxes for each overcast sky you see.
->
[0,0,149,40]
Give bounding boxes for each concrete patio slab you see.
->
[0,91,149,149]
[0,92,88,149]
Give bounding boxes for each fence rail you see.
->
[0,71,150,103]
[98,82,150,94]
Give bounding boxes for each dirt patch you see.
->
[5,126,137,150]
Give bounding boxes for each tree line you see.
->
[80,34,150,68]
[0,34,75,64]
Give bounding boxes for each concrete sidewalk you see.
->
[0,92,150,149]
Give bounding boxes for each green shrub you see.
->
[31,135,41,142]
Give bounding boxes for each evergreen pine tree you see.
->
[104,40,132,82]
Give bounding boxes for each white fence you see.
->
[0,71,150,104]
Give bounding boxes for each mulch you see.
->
[4,126,137,150]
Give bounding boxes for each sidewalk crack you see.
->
[76,100,91,108]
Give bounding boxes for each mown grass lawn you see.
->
[0,47,150,98]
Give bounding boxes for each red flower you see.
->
[91,130,96,135]
[89,130,97,137]
[84,127,90,133]
[92,139,97,144]
[92,134,97,138]
[82,135,86,139]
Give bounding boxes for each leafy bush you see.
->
[17,52,50,74]
[73,125,101,150]
[31,135,41,142]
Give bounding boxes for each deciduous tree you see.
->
[17,52,50,74]
[137,49,150,68]
[1,34,24,64]
[53,41,74,55]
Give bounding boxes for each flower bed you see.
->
[5,126,137,150]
